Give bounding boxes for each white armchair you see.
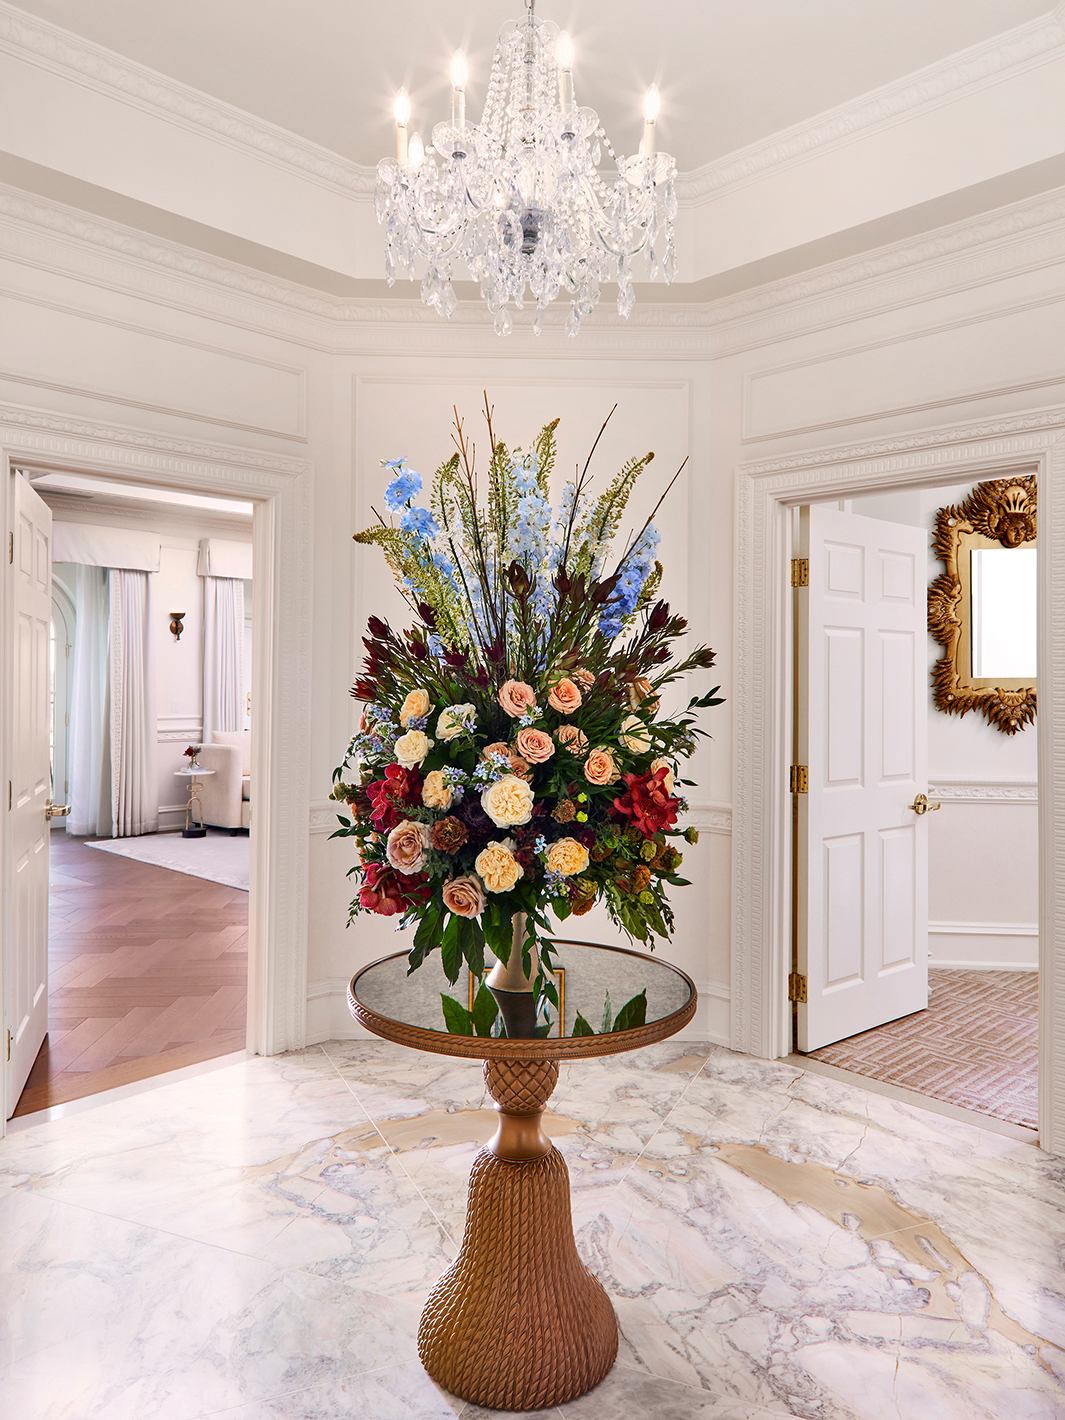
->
[195,730,251,832]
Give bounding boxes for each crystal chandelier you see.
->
[375,0,677,337]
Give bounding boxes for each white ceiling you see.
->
[8,0,1056,173]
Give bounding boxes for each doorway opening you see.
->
[790,484,1038,1133]
[10,466,255,1121]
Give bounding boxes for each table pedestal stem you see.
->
[417,1058,618,1409]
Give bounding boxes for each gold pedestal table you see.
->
[349,940,696,1411]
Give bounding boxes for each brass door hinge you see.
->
[789,765,808,793]
[791,558,809,587]
[788,972,808,1004]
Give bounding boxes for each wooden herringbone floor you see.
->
[13,832,248,1118]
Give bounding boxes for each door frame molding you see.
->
[0,404,313,1135]
[731,406,1065,1154]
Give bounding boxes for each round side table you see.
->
[173,766,215,838]
[349,939,696,1411]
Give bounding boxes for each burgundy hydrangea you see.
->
[611,766,680,839]
[366,763,423,832]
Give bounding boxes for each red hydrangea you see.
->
[358,861,430,917]
[366,763,423,832]
[611,766,680,839]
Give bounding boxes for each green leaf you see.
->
[611,990,648,1033]
[471,981,499,1037]
[440,993,473,1035]
[440,915,463,984]
[599,991,613,1034]
[571,1011,594,1037]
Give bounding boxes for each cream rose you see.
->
[436,702,476,741]
[481,774,534,828]
[627,677,660,714]
[399,688,431,727]
[620,715,652,754]
[475,840,525,893]
[442,874,487,919]
[572,667,595,691]
[386,819,432,874]
[515,727,555,764]
[547,678,582,715]
[394,729,433,768]
[546,837,590,876]
[498,680,537,718]
[584,747,620,786]
[650,757,675,794]
[422,769,453,810]
[556,723,589,758]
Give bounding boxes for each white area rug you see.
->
[85,828,249,891]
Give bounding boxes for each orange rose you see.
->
[482,742,531,780]
[442,875,487,919]
[481,774,535,828]
[515,727,555,764]
[547,678,582,714]
[399,688,431,727]
[584,747,620,786]
[498,680,538,717]
[475,840,525,893]
[556,724,589,758]
[546,838,590,876]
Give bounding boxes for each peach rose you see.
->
[572,667,595,691]
[394,729,432,768]
[386,819,432,874]
[620,715,652,754]
[498,680,538,718]
[556,723,589,758]
[481,743,531,780]
[515,727,555,764]
[627,677,660,714]
[442,874,486,919]
[650,757,675,794]
[547,678,582,715]
[399,688,431,727]
[422,769,453,810]
[584,747,620,786]
[481,774,534,828]
[546,837,590,876]
[475,840,524,893]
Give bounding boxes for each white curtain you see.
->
[109,569,159,838]
[67,566,112,838]
[202,576,244,738]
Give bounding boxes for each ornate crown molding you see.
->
[0,2,375,198]
[676,3,1065,203]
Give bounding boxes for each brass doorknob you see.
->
[907,793,941,816]
[45,800,71,819]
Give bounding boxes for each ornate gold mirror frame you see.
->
[928,474,1037,735]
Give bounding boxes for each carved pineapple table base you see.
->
[418,1059,617,1410]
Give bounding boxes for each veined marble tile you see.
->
[1,1186,420,1420]
[200,1360,471,1419]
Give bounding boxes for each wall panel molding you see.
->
[928,779,1038,803]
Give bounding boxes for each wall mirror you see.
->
[928,474,1037,734]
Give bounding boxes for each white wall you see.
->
[850,483,1038,966]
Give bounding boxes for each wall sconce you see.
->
[169,611,186,641]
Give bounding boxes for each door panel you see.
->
[6,473,52,1117]
[797,504,930,1051]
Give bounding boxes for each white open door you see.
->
[795,504,930,1052]
[5,472,53,1116]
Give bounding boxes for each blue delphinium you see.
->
[383,459,422,511]
[597,523,660,637]
[401,505,439,539]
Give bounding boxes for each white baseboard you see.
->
[306,976,734,1047]
[928,920,1038,969]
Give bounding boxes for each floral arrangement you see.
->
[332,402,721,1016]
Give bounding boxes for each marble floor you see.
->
[3,1038,1064,1420]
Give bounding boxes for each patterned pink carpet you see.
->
[806,969,1037,1130]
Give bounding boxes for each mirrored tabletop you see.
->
[349,939,696,1062]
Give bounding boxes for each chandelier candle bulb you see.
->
[556,31,574,111]
[393,87,410,165]
[450,50,468,129]
[641,85,660,161]
[408,132,425,171]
